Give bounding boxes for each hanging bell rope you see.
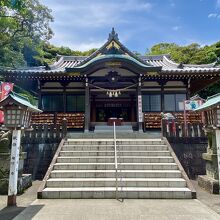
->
[88,83,138,97]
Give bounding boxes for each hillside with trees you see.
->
[147,43,220,98]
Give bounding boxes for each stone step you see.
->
[64,142,165,146]
[66,138,163,143]
[53,163,178,170]
[62,145,168,151]
[42,187,192,199]
[50,170,182,178]
[56,156,174,163]
[46,178,186,188]
[59,150,171,157]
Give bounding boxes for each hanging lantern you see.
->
[109,91,112,97]
[114,91,118,97]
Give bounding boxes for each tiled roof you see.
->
[0,92,42,112]
[48,54,220,74]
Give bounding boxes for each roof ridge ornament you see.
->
[108,27,119,41]
[177,62,184,69]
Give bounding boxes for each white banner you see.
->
[138,95,143,122]
[184,100,203,111]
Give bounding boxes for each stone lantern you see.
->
[195,93,220,194]
[0,92,42,206]
[0,92,41,129]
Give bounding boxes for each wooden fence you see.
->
[161,119,206,138]
[22,119,67,144]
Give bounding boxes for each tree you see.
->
[34,44,97,65]
[0,0,53,67]
[147,42,219,65]
[147,42,220,98]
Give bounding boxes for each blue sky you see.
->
[41,0,220,54]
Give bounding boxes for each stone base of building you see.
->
[0,174,32,195]
[198,175,219,194]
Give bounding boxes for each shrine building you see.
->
[1,28,220,132]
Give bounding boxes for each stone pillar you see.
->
[7,129,21,206]
[84,78,90,132]
[198,130,219,193]
[216,129,220,194]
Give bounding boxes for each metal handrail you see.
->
[113,122,118,199]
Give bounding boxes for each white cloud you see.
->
[169,0,175,7]
[172,26,182,31]
[208,13,220,19]
[46,0,153,28]
[40,0,155,50]
[208,13,218,18]
[66,41,105,51]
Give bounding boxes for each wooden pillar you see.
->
[158,80,166,112]
[62,83,67,113]
[84,78,90,132]
[161,83,165,112]
[38,80,42,109]
[131,95,135,122]
[187,77,191,99]
[183,78,191,99]
[91,95,96,122]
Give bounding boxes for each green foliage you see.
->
[13,84,38,105]
[34,44,97,65]
[198,82,220,98]
[0,0,53,67]
[148,42,220,98]
[148,42,219,64]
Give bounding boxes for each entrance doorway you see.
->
[91,97,136,123]
[96,104,131,122]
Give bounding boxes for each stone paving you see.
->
[0,180,220,220]
[192,180,220,215]
[0,181,41,220]
[13,198,220,220]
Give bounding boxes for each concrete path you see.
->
[192,180,220,215]
[13,198,220,220]
[0,181,41,220]
[1,180,220,220]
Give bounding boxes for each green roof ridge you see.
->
[207,92,220,101]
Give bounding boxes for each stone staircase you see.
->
[38,138,196,199]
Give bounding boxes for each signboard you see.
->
[0,82,14,123]
[105,62,121,67]
[184,100,203,111]
[145,72,159,76]
[138,95,143,122]
[68,72,80,76]
[1,82,14,99]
